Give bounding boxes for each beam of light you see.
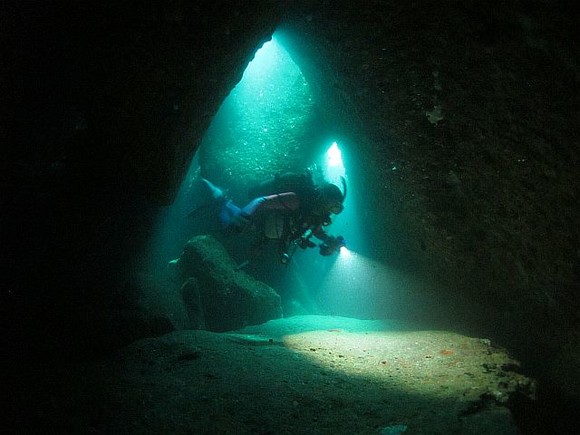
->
[327,142,343,168]
[281,326,505,400]
[338,245,351,259]
[240,37,281,82]
[232,314,522,402]
[233,35,304,112]
[317,250,416,320]
[323,141,346,183]
[200,33,313,189]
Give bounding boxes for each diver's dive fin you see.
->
[202,178,226,201]
[188,179,227,218]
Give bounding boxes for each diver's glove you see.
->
[297,237,316,249]
[319,235,346,256]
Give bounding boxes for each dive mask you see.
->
[329,202,344,215]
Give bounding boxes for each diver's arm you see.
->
[240,192,300,217]
[312,226,346,255]
[311,225,330,242]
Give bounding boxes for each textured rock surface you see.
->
[279,1,579,345]
[10,316,535,434]
[276,3,579,417]
[1,0,283,353]
[176,235,282,331]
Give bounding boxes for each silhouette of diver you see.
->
[199,176,346,263]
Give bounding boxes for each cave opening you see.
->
[126,23,543,434]
[143,24,454,328]
[146,32,397,320]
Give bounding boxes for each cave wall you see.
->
[1,0,282,355]
[279,0,579,358]
[2,0,282,204]
[279,0,580,407]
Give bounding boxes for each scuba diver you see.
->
[200,172,346,264]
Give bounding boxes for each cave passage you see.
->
[147,23,458,335]
[145,32,402,321]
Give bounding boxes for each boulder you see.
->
[175,235,282,331]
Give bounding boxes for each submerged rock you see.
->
[175,234,282,331]
[25,316,535,434]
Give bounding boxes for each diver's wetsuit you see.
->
[221,191,331,244]
[201,178,337,258]
[241,192,328,241]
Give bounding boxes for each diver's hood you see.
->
[322,177,347,214]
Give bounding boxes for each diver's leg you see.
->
[198,179,248,232]
[219,200,242,229]
[187,179,226,217]
[240,197,267,216]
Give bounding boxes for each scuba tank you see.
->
[248,170,315,200]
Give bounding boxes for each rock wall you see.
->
[280,0,580,386]
[176,235,283,331]
[1,0,282,354]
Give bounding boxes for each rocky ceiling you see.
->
[1,0,579,423]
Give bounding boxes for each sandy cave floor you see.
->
[28,315,535,434]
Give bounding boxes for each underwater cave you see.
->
[2,1,579,433]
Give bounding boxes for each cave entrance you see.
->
[197,35,335,199]
[147,33,366,314]
[148,31,392,319]
[191,34,358,315]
